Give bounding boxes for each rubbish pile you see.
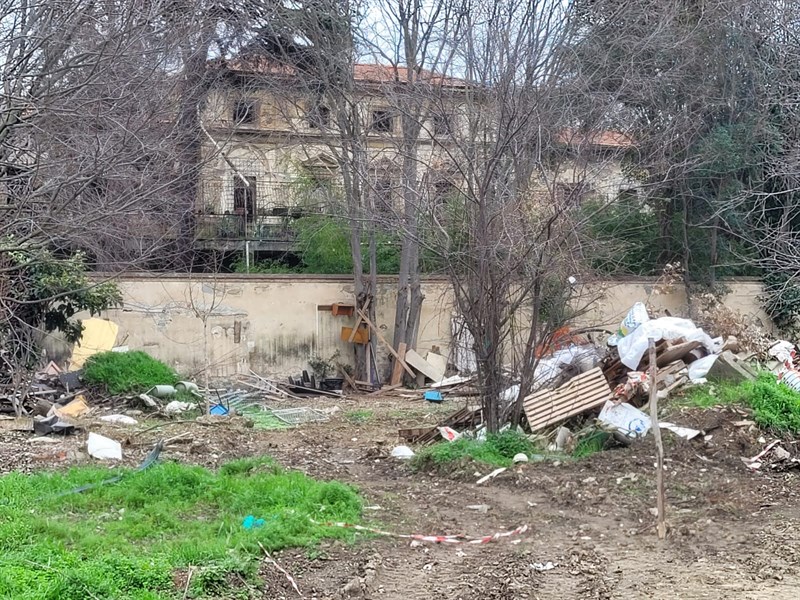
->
[396,300,789,460]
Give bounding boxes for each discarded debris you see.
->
[438,426,461,442]
[513,453,529,464]
[531,562,558,572]
[87,432,122,460]
[598,400,701,440]
[33,414,76,436]
[523,367,611,432]
[164,400,194,415]
[476,467,506,484]
[466,504,491,513]
[99,414,138,426]
[391,445,415,460]
[53,395,90,419]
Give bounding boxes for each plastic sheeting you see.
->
[616,317,720,370]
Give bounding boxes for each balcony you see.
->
[194,213,302,252]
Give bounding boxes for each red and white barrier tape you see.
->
[312,519,529,544]
[259,542,304,598]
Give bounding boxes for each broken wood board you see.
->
[405,349,445,382]
[656,340,702,367]
[523,367,611,432]
[414,405,482,444]
[425,352,448,379]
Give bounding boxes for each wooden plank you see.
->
[656,340,701,367]
[527,395,610,429]
[523,367,611,432]
[347,298,371,343]
[405,349,444,382]
[368,383,402,396]
[356,309,415,378]
[390,342,408,386]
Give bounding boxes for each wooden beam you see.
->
[356,309,415,378]
[649,338,667,540]
[347,298,371,343]
[390,342,407,385]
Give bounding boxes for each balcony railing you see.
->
[195,214,300,241]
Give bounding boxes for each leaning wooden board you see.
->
[523,367,611,432]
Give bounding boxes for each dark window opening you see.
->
[233,98,258,125]
[308,105,330,129]
[234,175,257,222]
[433,179,456,201]
[373,177,395,216]
[433,114,452,136]
[371,110,394,133]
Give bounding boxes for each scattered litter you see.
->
[164,400,194,415]
[53,395,90,419]
[513,453,529,464]
[209,403,229,416]
[271,407,328,425]
[138,393,159,408]
[531,562,557,572]
[99,414,138,426]
[476,467,506,484]
[431,375,474,389]
[466,504,491,513]
[150,385,177,398]
[175,381,200,394]
[33,415,76,435]
[391,445,415,459]
[438,426,461,442]
[424,390,443,403]
[599,401,701,440]
[311,518,529,545]
[87,432,122,460]
[27,436,62,444]
[242,515,266,529]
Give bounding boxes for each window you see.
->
[373,177,395,215]
[308,105,330,129]
[233,98,258,125]
[371,110,394,133]
[433,114,453,136]
[233,175,257,222]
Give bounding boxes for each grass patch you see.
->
[83,350,179,395]
[572,431,611,458]
[0,458,361,599]
[345,409,373,424]
[411,430,537,469]
[680,372,800,434]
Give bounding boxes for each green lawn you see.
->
[0,457,361,599]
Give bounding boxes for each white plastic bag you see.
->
[616,317,720,370]
[608,303,650,346]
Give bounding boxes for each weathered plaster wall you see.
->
[48,275,772,381]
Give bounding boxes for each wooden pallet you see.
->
[523,367,611,432]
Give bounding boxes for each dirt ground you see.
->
[3,393,800,599]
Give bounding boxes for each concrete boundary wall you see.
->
[50,274,772,381]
